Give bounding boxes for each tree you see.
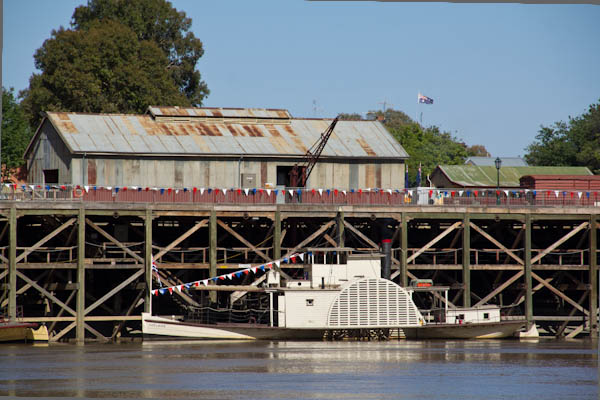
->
[525,102,600,174]
[2,88,33,181]
[71,0,208,106]
[466,144,490,157]
[20,20,191,128]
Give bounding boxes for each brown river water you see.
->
[0,339,597,399]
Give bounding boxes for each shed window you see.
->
[483,313,490,320]
[306,299,314,306]
[43,169,59,184]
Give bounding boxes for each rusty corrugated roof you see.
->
[43,107,409,159]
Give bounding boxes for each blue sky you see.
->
[4,1,600,157]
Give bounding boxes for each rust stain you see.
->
[212,110,223,117]
[226,125,239,136]
[56,113,71,121]
[58,121,78,134]
[87,159,97,185]
[243,125,254,137]
[291,137,307,153]
[269,137,288,154]
[122,117,138,135]
[356,138,376,156]
[265,125,281,137]
[283,125,296,136]
[208,124,222,136]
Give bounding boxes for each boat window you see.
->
[483,313,490,319]
[458,314,465,320]
[306,299,314,306]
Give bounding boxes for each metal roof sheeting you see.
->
[45,108,409,159]
[465,157,529,167]
[438,165,593,187]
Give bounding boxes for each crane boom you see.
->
[289,117,339,187]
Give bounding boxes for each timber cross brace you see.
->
[0,204,597,340]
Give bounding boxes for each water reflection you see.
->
[0,339,596,399]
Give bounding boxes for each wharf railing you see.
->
[1,184,599,208]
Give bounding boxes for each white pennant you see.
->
[131,186,138,190]
[84,185,90,193]
[223,189,228,195]
[252,267,257,274]
[106,186,112,191]
[244,188,249,196]
[175,189,179,194]
[459,190,464,197]
[577,192,582,199]
[298,253,304,261]
[318,189,323,196]
[408,190,413,196]
[266,189,271,196]
[288,189,294,196]
[202,279,209,286]
[386,189,392,194]
[503,190,508,196]
[554,190,560,198]
[200,188,205,195]
[29,185,35,191]
[342,190,347,196]
[275,260,281,268]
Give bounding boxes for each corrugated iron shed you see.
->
[520,175,600,190]
[465,157,528,167]
[36,107,408,160]
[436,165,593,188]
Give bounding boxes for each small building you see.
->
[520,175,600,191]
[465,156,528,167]
[24,106,409,189]
[430,165,593,189]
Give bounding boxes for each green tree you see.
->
[2,88,33,181]
[20,20,191,128]
[71,0,208,106]
[525,102,600,174]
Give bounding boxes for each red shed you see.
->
[520,175,600,190]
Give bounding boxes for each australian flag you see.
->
[418,93,434,104]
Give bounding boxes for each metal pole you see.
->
[76,207,85,341]
[145,208,153,314]
[462,214,471,307]
[524,213,533,329]
[589,216,598,337]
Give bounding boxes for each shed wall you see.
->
[26,121,72,184]
[68,157,405,189]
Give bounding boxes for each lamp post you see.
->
[495,157,502,205]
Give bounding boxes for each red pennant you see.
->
[194,281,199,287]
[429,190,433,197]
[123,187,127,191]
[259,189,264,194]
[570,192,574,198]
[243,269,250,275]
[167,188,172,194]
[496,190,500,196]
[145,187,150,191]
[451,191,455,197]
[358,189,362,194]
[168,287,173,294]
[193,187,197,193]
[215,188,220,194]
[60,185,66,190]
[219,276,225,280]
[474,190,478,197]
[334,189,338,196]
[311,189,316,194]
[237,189,241,194]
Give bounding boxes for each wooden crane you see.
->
[289,117,339,187]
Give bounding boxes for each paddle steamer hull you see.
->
[402,320,526,339]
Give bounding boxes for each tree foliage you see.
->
[342,108,471,185]
[2,88,33,181]
[72,0,208,106]
[20,0,208,129]
[525,102,600,174]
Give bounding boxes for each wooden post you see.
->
[76,207,85,341]
[336,211,345,248]
[209,209,217,303]
[144,208,153,313]
[400,212,408,287]
[524,214,533,328]
[8,206,17,319]
[273,208,281,260]
[589,216,598,337]
[462,214,471,308]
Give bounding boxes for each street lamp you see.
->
[495,157,502,205]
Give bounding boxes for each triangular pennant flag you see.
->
[159,288,166,295]
[200,188,205,195]
[288,189,294,196]
[244,188,249,196]
[318,189,323,196]
[408,190,413,196]
[223,189,228,195]
[84,185,90,193]
[555,190,560,198]
[503,190,509,197]
[252,267,257,274]
[577,192,582,199]
[298,253,304,261]
[266,189,271,196]
[275,260,281,268]
[342,190,347,196]
[459,190,464,197]
[168,287,173,294]
[243,269,250,275]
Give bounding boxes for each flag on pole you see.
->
[416,163,422,187]
[405,165,409,189]
[418,93,434,104]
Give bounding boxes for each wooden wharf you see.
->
[0,191,597,342]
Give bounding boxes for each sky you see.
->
[3,1,600,158]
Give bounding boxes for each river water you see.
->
[0,339,597,399]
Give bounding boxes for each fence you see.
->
[2,184,599,207]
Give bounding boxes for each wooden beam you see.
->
[209,209,217,304]
[84,269,144,316]
[474,271,524,307]
[145,208,153,313]
[407,221,462,264]
[343,220,379,249]
[85,218,144,263]
[565,324,585,339]
[49,289,77,334]
[15,218,76,263]
[337,211,345,248]
[230,275,267,304]
[111,288,145,340]
[400,212,408,287]
[84,322,109,342]
[322,234,338,247]
[469,221,524,265]
[217,220,272,262]
[76,208,85,342]
[8,207,16,319]
[283,220,336,258]
[589,215,598,337]
[531,221,589,264]
[50,321,76,342]
[556,291,588,337]
[153,219,208,260]
[531,271,589,315]
[463,213,470,308]
[274,209,281,260]
[15,270,76,316]
[525,214,533,327]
